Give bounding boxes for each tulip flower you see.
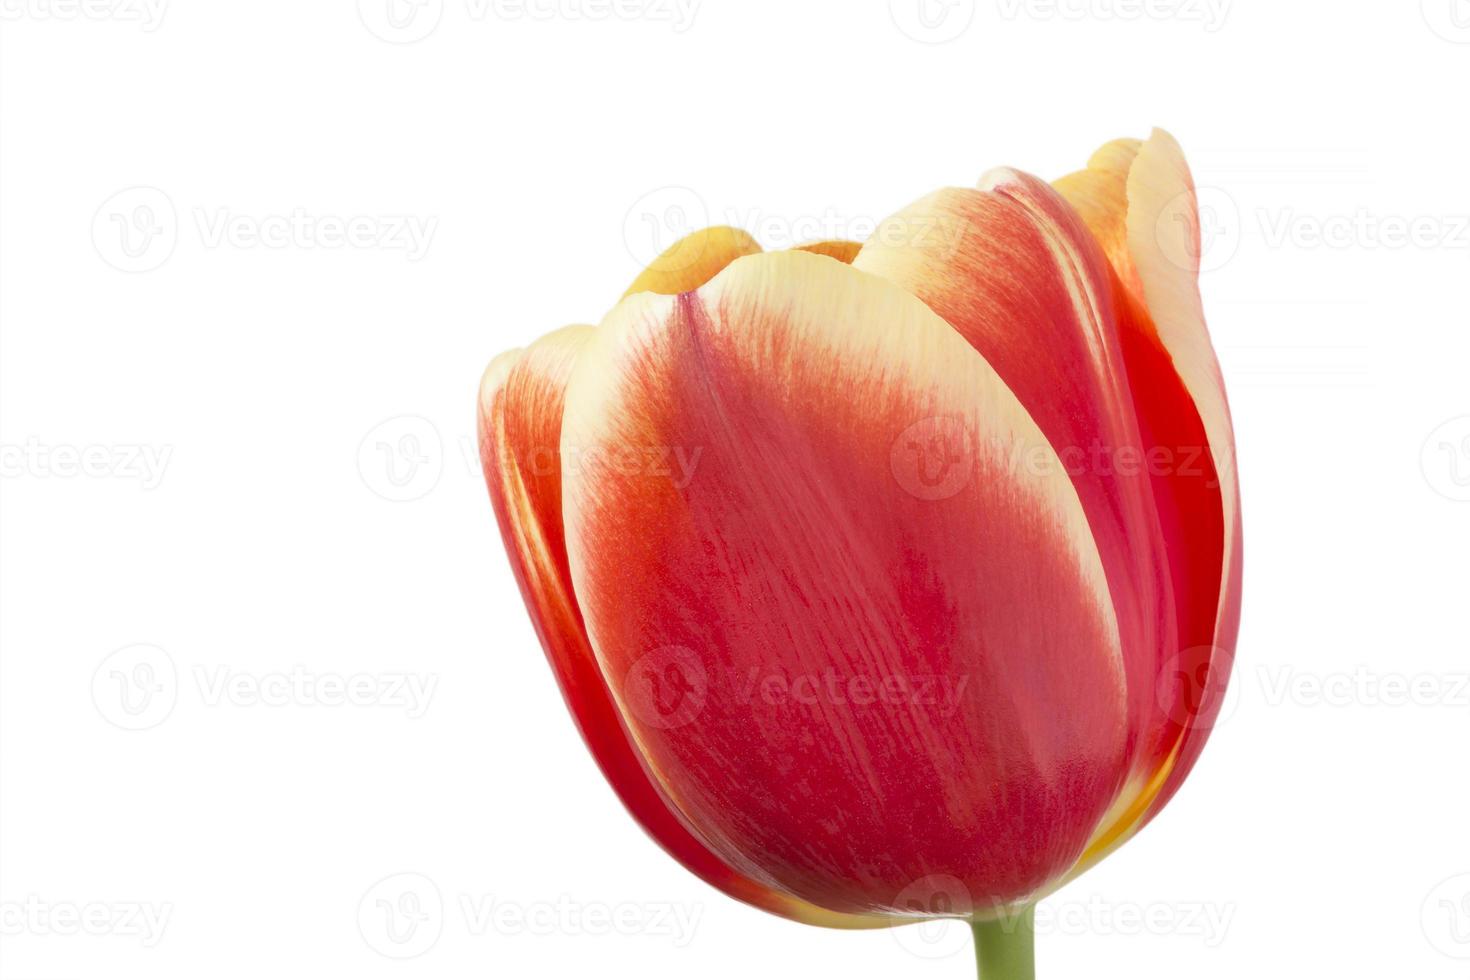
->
[477,128,1240,978]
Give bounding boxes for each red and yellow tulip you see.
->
[477,129,1240,976]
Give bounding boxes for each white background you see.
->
[2,2,1468,978]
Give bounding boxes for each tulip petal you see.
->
[1119,130,1242,820]
[1052,137,1145,298]
[851,175,1181,815]
[478,326,879,928]
[623,225,762,299]
[560,249,1128,915]
[1053,130,1241,862]
[791,239,862,263]
[1067,287,1224,871]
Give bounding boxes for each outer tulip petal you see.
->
[1119,131,1241,820]
[560,249,1128,916]
[623,225,761,298]
[1054,130,1241,863]
[851,176,1181,821]
[1067,286,1224,873]
[477,326,879,928]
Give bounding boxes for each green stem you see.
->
[971,907,1035,980]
